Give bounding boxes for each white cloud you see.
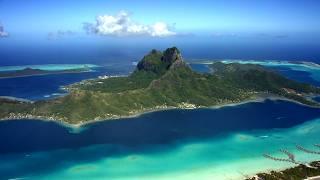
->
[0,24,9,37]
[150,22,176,37]
[85,11,176,37]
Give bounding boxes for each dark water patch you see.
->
[0,100,319,155]
[189,63,211,73]
[313,96,320,103]
[0,66,132,100]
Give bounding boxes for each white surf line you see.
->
[0,96,33,103]
[8,177,28,180]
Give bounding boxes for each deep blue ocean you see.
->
[1,37,320,66]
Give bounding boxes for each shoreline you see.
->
[188,59,320,68]
[0,96,34,103]
[246,161,320,180]
[1,93,318,129]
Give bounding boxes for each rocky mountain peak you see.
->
[136,47,186,74]
[161,47,183,64]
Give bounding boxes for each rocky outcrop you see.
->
[162,47,183,64]
[136,47,185,73]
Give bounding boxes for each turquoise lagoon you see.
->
[38,118,320,180]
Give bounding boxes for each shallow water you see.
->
[41,119,320,180]
[0,100,320,179]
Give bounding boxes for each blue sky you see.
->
[1,0,320,66]
[1,0,320,38]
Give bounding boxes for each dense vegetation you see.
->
[210,62,320,106]
[0,47,319,124]
[247,161,320,180]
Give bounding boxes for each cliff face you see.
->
[136,49,163,72]
[162,47,183,64]
[136,47,185,74]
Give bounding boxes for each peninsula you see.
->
[0,47,320,125]
[0,66,91,79]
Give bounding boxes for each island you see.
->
[0,66,91,79]
[0,47,320,125]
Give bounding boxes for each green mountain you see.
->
[0,47,319,125]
